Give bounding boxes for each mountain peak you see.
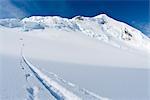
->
[94,13,109,19]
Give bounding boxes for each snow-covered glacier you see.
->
[0,14,149,52]
[0,14,150,100]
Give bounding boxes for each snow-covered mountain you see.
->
[0,14,149,52]
[0,14,150,100]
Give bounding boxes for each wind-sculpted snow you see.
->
[22,55,109,100]
[0,14,149,51]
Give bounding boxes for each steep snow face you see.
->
[72,14,150,51]
[0,14,150,52]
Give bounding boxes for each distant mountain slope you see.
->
[0,14,150,52]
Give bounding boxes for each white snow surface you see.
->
[22,55,82,100]
[0,14,150,100]
[22,55,109,100]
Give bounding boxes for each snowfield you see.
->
[0,14,150,100]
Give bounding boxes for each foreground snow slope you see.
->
[0,27,111,100]
[22,55,109,100]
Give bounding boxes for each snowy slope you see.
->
[0,14,150,100]
[0,14,150,52]
[22,55,109,100]
[0,27,112,100]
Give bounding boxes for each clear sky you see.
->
[0,0,150,35]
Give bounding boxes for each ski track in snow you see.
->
[41,70,109,100]
[22,55,109,100]
[0,14,149,100]
[22,55,82,100]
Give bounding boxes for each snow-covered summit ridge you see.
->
[0,14,150,52]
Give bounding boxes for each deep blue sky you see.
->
[0,0,150,35]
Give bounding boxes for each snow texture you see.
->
[22,55,109,100]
